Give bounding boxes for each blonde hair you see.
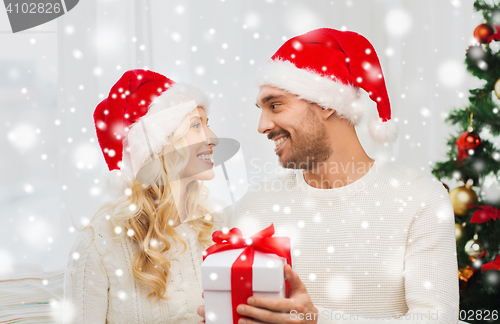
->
[72,112,219,303]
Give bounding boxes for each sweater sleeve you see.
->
[316,180,459,323]
[62,230,110,324]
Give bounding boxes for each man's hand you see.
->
[235,264,319,324]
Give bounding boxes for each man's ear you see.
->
[319,105,336,120]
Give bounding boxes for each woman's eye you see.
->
[192,123,201,129]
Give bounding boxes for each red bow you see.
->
[482,254,500,272]
[203,224,292,324]
[470,205,500,223]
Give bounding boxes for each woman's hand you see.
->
[197,291,205,324]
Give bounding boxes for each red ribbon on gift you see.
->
[203,223,292,324]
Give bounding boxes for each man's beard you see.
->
[278,106,332,170]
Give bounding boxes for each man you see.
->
[199,28,459,323]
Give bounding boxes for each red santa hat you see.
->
[93,69,210,199]
[256,28,398,144]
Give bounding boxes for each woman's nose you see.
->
[205,127,219,147]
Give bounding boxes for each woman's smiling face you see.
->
[180,106,218,181]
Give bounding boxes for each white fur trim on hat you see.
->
[149,82,211,115]
[367,114,398,144]
[256,59,365,126]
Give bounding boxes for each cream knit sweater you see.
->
[230,158,459,323]
[62,203,230,324]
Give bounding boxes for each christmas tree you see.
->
[431,0,500,320]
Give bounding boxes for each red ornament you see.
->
[456,130,481,165]
[474,23,494,44]
[470,205,500,223]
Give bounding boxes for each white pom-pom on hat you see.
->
[367,114,398,144]
[102,168,134,201]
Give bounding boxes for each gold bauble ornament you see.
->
[449,179,478,216]
[495,78,500,100]
[455,223,464,239]
[465,239,484,258]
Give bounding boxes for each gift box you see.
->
[201,224,293,324]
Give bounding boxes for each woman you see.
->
[62,69,230,323]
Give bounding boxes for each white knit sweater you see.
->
[230,158,459,323]
[62,204,230,324]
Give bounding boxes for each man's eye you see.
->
[271,103,280,109]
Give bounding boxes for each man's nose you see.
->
[257,109,274,135]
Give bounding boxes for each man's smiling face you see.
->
[255,85,333,170]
